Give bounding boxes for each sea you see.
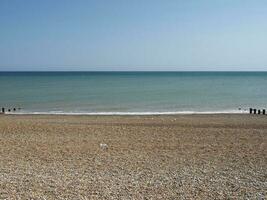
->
[0,71,266,115]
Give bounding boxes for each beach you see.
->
[0,114,266,199]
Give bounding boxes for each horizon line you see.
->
[0,70,267,72]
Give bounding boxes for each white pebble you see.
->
[100,143,108,150]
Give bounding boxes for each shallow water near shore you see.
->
[0,71,266,114]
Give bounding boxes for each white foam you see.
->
[8,110,248,116]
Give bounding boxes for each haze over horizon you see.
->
[1,68,267,72]
[1,0,267,71]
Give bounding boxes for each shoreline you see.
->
[4,110,249,116]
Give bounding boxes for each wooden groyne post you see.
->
[1,107,19,114]
[249,108,266,115]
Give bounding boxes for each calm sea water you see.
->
[0,72,266,114]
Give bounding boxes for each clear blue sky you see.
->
[0,0,267,71]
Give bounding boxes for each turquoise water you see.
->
[0,72,266,114]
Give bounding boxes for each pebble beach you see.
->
[0,114,266,199]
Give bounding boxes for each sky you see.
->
[0,0,267,71]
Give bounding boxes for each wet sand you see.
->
[0,114,266,199]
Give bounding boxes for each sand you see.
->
[0,114,266,199]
